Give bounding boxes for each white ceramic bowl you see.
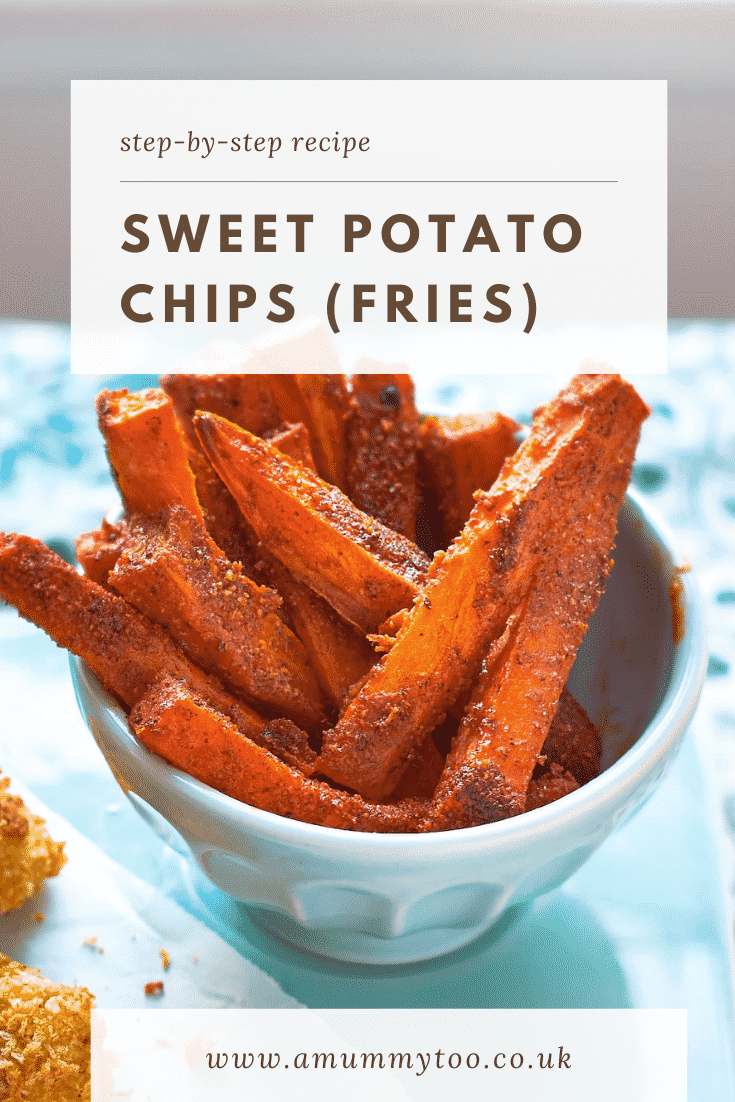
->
[71,489,707,965]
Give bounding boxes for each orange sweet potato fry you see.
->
[525,764,579,812]
[263,421,317,471]
[418,410,519,544]
[346,369,420,539]
[430,383,648,828]
[262,554,376,709]
[108,506,326,730]
[319,374,649,802]
[194,413,429,634]
[540,688,602,787]
[160,373,281,449]
[130,676,425,833]
[75,518,129,586]
[96,388,203,522]
[0,533,315,774]
[524,691,601,812]
[187,449,256,567]
[287,375,350,490]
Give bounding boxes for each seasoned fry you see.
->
[130,677,425,833]
[319,374,648,802]
[525,764,579,812]
[259,325,349,488]
[419,410,519,544]
[270,375,350,489]
[194,413,429,633]
[430,379,648,828]
[263,421,317,471]
[540,688,602,786]
[160,373,281,449]
[0,534,322,772]
[108,506,325,730]
[262,554,376,709]
[96,388,203,521]
[346,369,420,538]
[75,517,129,586]
[187,449,256,567]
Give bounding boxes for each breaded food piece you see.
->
[0,775,66,915]
[194,413,429,634]
[346,370,420,539]
[0,954,93,1102]
[109,506,325,732]
[96,388,203,522]
[418,410,519,544]
[320,374,647,803]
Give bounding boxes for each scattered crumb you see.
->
[129,931,137,940]
[144,981,164,997]
[82,937,103,954]
[159,949,170,971]
[32,912,44,924]
[191,955,198,964]
[0,953,94,1101]
[0,772,66,915]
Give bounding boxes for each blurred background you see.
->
[0,0,733,322]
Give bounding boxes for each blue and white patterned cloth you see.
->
[1,322,734,1092]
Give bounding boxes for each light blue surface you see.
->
[1,322,734,1098]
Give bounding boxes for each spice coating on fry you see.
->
[195,412,429,633]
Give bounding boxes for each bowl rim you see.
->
[70,486,708,856]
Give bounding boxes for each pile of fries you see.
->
[0,367,649,832]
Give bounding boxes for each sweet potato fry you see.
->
[96,388,203,521]
[540,688,602,786]
[262,554,376,709]
[108,506,325,730]
[430,381,648,828]
[276,375,350,490]
[263,421,317,471]
[130,677,425,833]
[346,369,420,539]
[524,692,600,812]
[259,324,349,488]
[319,374,649,802]
[160,373,281,449]
[0,533,314,773]
[525,764,579,812]
[419,410,519,544]
[186,449,257,568]
[391,732,446,800]
[194,413,429,633]
[75,517,129,586]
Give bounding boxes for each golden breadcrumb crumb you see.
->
[0,954,94,1102]
[144,980,164,997]
[159,948,170,970]
[0,773,66,915]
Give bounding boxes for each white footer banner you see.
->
[93,1007,685,1101]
